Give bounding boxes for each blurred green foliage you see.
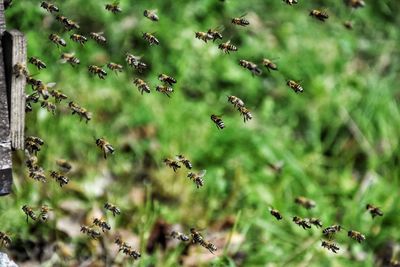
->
[1,0,400,266]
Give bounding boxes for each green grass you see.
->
[1,0,400,266]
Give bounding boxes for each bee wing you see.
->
[47,82,57,88]
[198,169,207,177]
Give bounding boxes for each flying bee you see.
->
[0,232,11,247]
[347,0,365,8]
[26,92,39,112]
[39,205,52,222]
[49,33,66,47]
[195,31,213,43]
[203,241,217,254]
[133,78,150,94]
[40,1,59,13]
[25,136,44,155]
[142,32,160,46]
[93,218,111,232]
[107,62,123,73]
[309,9,329,22]
[123,248,141,259]
[50,170,69,187]
[13,63,28,78]
[163,158,181,172]
[22,205,37,222]
[211,114,225,129]
[126,53,147,72]
[26,76,42,90]
[283,0,298,5]
[88,65,107,79]
[207,26,224,42]
[158,73,177,86]
[322,225,342,238]
[218,41,238,54]
[287,80,304,93]
[143,9,159,21]
[295,196,316,209]
[115,237,131,251]
[321,240,339,253]
[56,159,72,173]
[293,216,311,230]
[232,14,250,26]
[70,34,87,45]
[104,203,121,216]
[80,226,101,239]
[309,218,323,228]
[35,82,55,100]
[28,57,46,70]
[40,100,56,114]
[96,138,114,159]
[366,204,383,218]
[170,231,190,242]
[68,101,91,123]
[156,85,174,97]
[262,58,278,72]
[343,21,353,30]
[61,53,80,66]
[239,60,262,76]
[228,95,245,108]
[238,106,253,123]
[187,170,206,188]
[29,167,47,183]
[176,155,192,169]
[348,230,366,243]
[190,228,205,244]
[50,89,68,103]
[25,154,38,170]
[105,1,122,13]
[90,32,107,44]
[269,208,283,220]
[56,15,80,31]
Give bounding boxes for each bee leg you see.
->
[103,151,107,159]
[26,215,29,223]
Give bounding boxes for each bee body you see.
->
[207,28,223,42]
[49,33,66,47]
[13,63,29,78]
[56,159,72,173]
[70,34,87,45]
[22,205,37,222]
[107,62,123,73]
[321,240,339,253]
[96,138,114,159]
[176,155,192,169]
[0,232,12,247]
[283,0,298,5]
[50,89,68,103]
[262,58,278,72]
[170,231,190,242]
[126,54,147,72]
[104,203,120,216]
[232,16,250,26]
[39,205,51,222]
[50,170,69,187]
[239,60,262,76]
[28,166,46,183]
[25,136,44,155]
[348,230,366,243]
[56,15,80,31]
[218,41,237,54]
[322,225,341,238]
[228,95,245,108]
[88,65,107,79]
[105,2,122,13]
[115,238,141,259]
[133,78,150,94]
[348,0,365,8]
[270,209,283,220]
[80,226,101,239]
[156,85,174,97]
[143,32,159,46]
[164,158,181,172]
[28,57,46,70]
[309,10,329,22]
[238,106,253,122]
[90,32,107,44]
[187,170,206,188]
[295,196,315,209]
[144,10,159,21]
[366,204,383,218]
[93,218,111,232]
[40,100,56,114]
[68,101,91,123]
[287,80,304,93]
[343,21,353,30]
[293,216,311,230]
[309,218,323,228]
[195,32,213,43]
[158,74,177,86]
[40,1,59,13]
[26,76,42,90]
[211,114,225,129]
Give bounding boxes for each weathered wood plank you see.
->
[0,0,13,196]
[3,30,26,150]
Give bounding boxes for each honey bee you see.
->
[163,158,181,172]
[40,1,59,13]
[26,93,39,112]
[203,241,217,254]
[227,95,245,108]
[293,216,311,230]
[90,32,107,44]
[366,204,383,218]
[207,26,224,42]
[187,170,206,188]
[26,76,42,90]
[56,159,72,173]
[287,80,304,93]
[80,226,101,239]
[25,136,44,155]
[156,85,174,97]
[211,114,225,129]
[115,237,131,251]
[142,32,160,46]
[13,63,28,78]
[40,100,56,114]
[49,33,66,47]
[343,21,353,30]
[238,106,253,122]
[195,31,213,43]
[322,225,342,238]
[133,78,151,94]
[321,240,339,253]
[126,53,147,72]
[70,34,87,45]
[0,232,11,247]
[61,53,80,66]
[28,57,46,70]
[25,154,38,170]
[28,166,47,183]
[176,155,192,169]
[158,73,177,86]
[269,208,283,220]
[56,15,80,31]
[283,0,298,5]
[50,170,69,187]
[104,203,121,216]
[348,230,365,243]
[262,58,278,72]
[93,218,111,232]
[116,238,140,258]
[96,138,115,159]
[218,41,238,54]
[144,10,159,21]
[88,65,107,79]
[39,205,52,222]
[309,218,323,228]
[35,82,55,100]
[190,228,216,253]
[239,60,262,76]
[347,0,365,8]
[22,205,37,222]
[294,196,315,209]
[107,62,123,73]
[50,89,68,103]
[309,9,329,22]
[170,231,190,242]
[231,14,250,26]
[105,1,122,14]
[68,101,92,123]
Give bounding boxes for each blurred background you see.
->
[1,0,400,266]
